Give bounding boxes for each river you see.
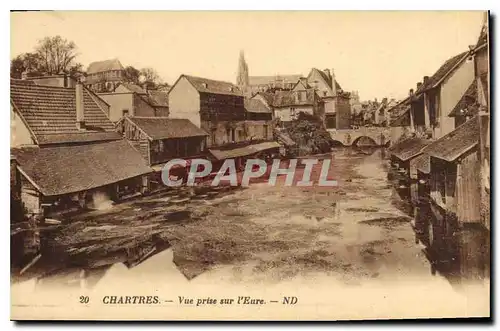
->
[11,147,489,319]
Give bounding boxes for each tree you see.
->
[140,67,161,85]
[11,36,82,78]
[123,66,141,84]
[35,35,79,74]
[10,52,43,78]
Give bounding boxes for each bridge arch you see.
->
[352,136,377,147]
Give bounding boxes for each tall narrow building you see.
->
[236,50,249,95]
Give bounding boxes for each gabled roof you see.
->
[415,51,469,94]
[309,68,343,91]
[423,116,479,162]
[123,117,208,140]
[10,80,117,145]
[293,79,311,90]
[87,59,124,74]
[180,75,243,96]
[244,98,271,113]
[273,89,318,108]
[448,80,478,117]
[253,92,275,106]
[388,137,432,162]
[11,140,152,196]
[389,103,411,127]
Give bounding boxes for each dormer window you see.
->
[202,83,208,88]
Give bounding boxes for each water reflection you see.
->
[389,173,490,285]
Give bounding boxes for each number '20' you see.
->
[79,296,90,304]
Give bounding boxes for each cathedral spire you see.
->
[236,50,249,92]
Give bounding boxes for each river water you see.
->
[11,148,490,319]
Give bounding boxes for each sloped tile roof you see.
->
[389,104,411,127]
[87,59,124,74]
[311,68,343,91]
[10,81,116,145]
[183,75,243,96]
[423,116,479,162]
[244,98,271,113]
[254,92,275,106]
[11,140,152,196]
[415,51,468,94]
[126,117,208,140]
[388,137,432,161]
[36,132,121,145]
[413,153,430,174]
[448,80,478,117]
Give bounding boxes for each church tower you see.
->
[236,50,249,95]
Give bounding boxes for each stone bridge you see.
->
[328,127,391,146]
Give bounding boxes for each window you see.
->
[323,91,327,97]
[263,125,268,139]
[122,109,129,117]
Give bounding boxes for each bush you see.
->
[286,113,334,155]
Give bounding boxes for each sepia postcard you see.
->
[10,10,491,321]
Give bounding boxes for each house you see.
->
[169,74,279,174]
[10,79,152,217]
[169,74,274,148]
[85,58,125,93]
[116,117,208,191]
[305,68,351,129]
[271,87,323,125]
[422,116,489,279]
[243,98,274,139]
[146,90,169,117]
[97,83,157,122]
[388,137,432,182]
[414,50,475,139]
[388,97,412,143]
[472,14,490,233]
[350,91,362,117]
[424,117,482,225]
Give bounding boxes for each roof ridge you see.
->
[10,81,77,90]
[183,74,237,86]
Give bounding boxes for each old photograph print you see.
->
[10,11,490,320]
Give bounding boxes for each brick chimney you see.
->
[75,80,85,130]
[417,82,422,90]
[423,76,429,85]
[409,88,414,96]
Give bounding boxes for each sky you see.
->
[10,11,485,100]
